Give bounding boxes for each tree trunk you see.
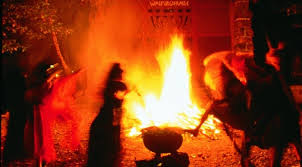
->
[51,31,70,72]
[45,0,70,73]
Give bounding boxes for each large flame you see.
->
[123,35,220,137]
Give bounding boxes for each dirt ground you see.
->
[47,127,301,167]
[2,112,301,167]
[1,95,301,167]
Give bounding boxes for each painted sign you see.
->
[149,1,190,7]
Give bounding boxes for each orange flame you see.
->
[123,35,220,137]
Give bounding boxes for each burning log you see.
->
[123,35,221,139]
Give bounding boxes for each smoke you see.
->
[74,0,165,101]
[66,0,192,140]
[62,0,164,141]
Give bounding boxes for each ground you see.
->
[1,110,301,167]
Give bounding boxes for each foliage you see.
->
[2,0,72,53]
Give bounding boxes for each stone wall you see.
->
[230,0,253,56]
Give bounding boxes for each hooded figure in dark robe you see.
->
[87,63,128,167]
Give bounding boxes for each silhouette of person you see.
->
[2,56,29,164]
[249,0,302,81]
[248,1,302,165]
[87,63,128,167]
[30,63,56,167]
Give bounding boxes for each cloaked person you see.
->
[87,63,128,167]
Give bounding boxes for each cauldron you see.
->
[141,126,183,154]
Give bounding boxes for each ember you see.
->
[122,35,221,137]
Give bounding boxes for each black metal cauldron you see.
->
[141,126,183,154]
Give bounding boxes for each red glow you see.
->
[35,70,83,162]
